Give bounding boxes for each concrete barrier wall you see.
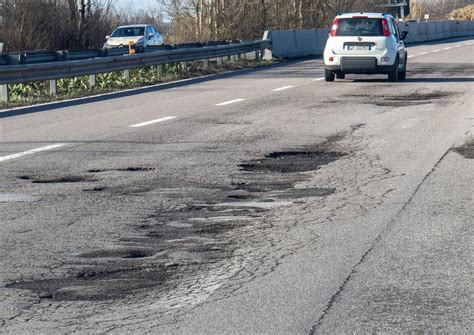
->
[269,20,474,59]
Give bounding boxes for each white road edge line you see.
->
[0,143,67,163]
[313,77,325,81]
[129,116,177,128]
[407,55,415,58]
[443,47,452,50]
[272,85,295,92]
[216,98,245,106]
[432,49,440,52]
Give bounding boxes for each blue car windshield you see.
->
[112,27,145,37]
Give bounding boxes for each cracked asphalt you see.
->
[0,38,473,333]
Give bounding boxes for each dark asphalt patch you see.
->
[18,175,97,183]
[453,139,474,159]
[240,150,347,173]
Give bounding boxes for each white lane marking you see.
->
[443,47,452,50]
[407,55,415,58]
[454,44,462,48]
[313,77,325,81]
[432,49,440,52]
[216,98,245,106]
[420,52,428,55]
[0,144,66,163]
[272,85,294,92]
[129,116,177,128]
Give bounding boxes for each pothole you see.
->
[240,150,347,173]
[213,201,293,209]
[88,167,156,173]
[275,187,336,198]
[227,192,258,200]
[6,265,170,301]
[343,91,454,107]
[83,187,106,192]
[79,248,157,259]
[453,139,474,159]
[18,175,97,183]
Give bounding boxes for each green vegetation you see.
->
[2,59,273,109]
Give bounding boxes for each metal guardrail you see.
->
[0,40,271,85]
[0,40,244,66]
[0,39,271,102]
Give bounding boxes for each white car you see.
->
[324,13,408,82]
[104,24,164,52]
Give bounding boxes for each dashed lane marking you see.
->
[432,49,440,52]
[272,86,295,92]
[420,52,428,55]
[443,47,452,50]
[0,144,66,163]
[216,98,245,106]
[313,77,325,81]
[129,116,177,128]
[407,55,415,58]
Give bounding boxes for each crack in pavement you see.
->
[309,147,452,334]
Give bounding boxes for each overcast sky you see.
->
[113,0,159,10]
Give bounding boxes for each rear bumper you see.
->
[326,57,396,74]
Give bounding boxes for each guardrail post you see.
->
[0,84,8,103]
[124,69,130,80]
[262,31,272,60]
[203,59,209,71]
[180,62,187,71]
[157,64,164,76]
[241,53,247,60]
[217,57,223,66]
[89,74,96,87]
[49,80,57,96]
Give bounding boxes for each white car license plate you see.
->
[346,45,371,51]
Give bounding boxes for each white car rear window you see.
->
[336,19,384,37]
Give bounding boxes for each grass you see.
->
[1,59,274,109]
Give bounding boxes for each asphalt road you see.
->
[0,38,473,334]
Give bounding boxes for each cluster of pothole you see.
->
[10,143,349,302]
